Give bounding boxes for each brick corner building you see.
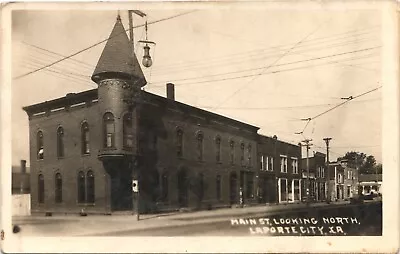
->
[23,16,302,215]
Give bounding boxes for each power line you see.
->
[20,41,95,69]
[197,98,381,111]
[19,63,95,88]
[210,15,338,110]
[151,26,379,72]
[295,85,382,135]
[310,85,382,120]
[151,36,378,75]
[18,57,90,79]
[13,10,197,80]
[149,47,379,85]
[148,51,378,88]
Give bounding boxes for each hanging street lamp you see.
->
[139,21,156,68]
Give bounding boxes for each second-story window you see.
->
[321,167,325,178]
[123,113,133,149]
[240,143,245,165]
[57,127,64,158]
[196,132,204,161]
[176,129,183,157]
[230,140,235,165]
[103,112,115,148]
[37,131,44,160]
[247,144,252,166]
[215,136,221,163]
[292,158,298,174]
[260,155,264,171]
[81,122,90,155]
[280,155,288,173]
[268,156,274,171]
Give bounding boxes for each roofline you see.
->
[22,89,98,115]
[22,88,260,132]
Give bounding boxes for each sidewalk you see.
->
[13,200,352,237]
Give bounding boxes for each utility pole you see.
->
[323,137,332,204]
[128,10,147,221]
[302,139,313,204]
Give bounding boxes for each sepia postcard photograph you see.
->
[1,1,399,253]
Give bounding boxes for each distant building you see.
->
[300,152,327,202]
[12,160,30,195]
[22,15,302,215]
[328,160,358,201]
[257,135,301,204]
[358,174,382,195]
[341,159,359,199]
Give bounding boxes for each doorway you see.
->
[177,169,188,207]
[229,172,237,205]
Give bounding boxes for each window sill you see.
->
[103,147,117,151]
[81,153,91,157]
[77,203,96,206]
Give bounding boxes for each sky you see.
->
[11,4,383,166]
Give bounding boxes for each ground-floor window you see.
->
[294,180,300,201]
[87,170,95,204]
[38,174,44,204]
[279,178,288,202]
[161,173,168,201]
[246,172,254,199]
[77,170,95,204]
[216,175,221,201]
[78,171,86,203]
[288,180,293,202]
[55,173,62,203]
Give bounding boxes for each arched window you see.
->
[87,170,95,204]
[216,175,222,201]
[38,174,44,203]
[176,129,184,157]
[248,144,252,166]
[103,112,115,148]
[81,122,90,155]
[240,143,245,165]
[230,140,235,165]
[37,131,44,160]
[215,136,221,162]
[57,127,64,158]
[161,173,168,201]
[77,171,85,203]
[196,132,204,161]
[55,173,62,203]
[123,113,133,149]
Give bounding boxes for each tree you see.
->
[338,151,366,169]
[361,155,377,174]
[338,151,380,175]
[374,163,382,174]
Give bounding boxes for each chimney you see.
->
[166,83,175,100]
[20,160,26,174]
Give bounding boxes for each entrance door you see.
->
[110,173,132,211]
[177,170,188,207]
[229,172,237,205]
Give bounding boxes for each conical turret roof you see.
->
[91,16,146,86]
